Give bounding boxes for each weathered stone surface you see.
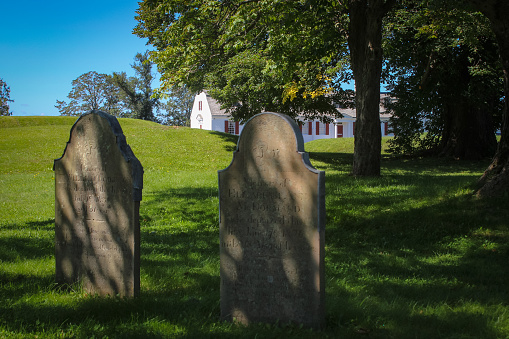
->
[219,112,325,328]
[54,110,143,297]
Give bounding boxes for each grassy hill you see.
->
[0,116,508,338]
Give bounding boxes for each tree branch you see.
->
[420,51,436,89]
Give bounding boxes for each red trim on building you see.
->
[316,121,320,135]
[325,123,330,135]
[224,120,229,133]
[308,122,312,135]
[235,121,239,135]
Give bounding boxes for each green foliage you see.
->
[1,116,508,337]
[135,0,404,176]
[158,85,195,126]
[383,1,503,157]
[55,71,123,117]
[56,53,162,121]
[134,0,352,123]
[111,52,161,121]
[0,78,13,116]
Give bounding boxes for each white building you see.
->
[190,91,393,142]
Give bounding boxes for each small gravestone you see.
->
[218,112,325,328]
[54,110,143,297]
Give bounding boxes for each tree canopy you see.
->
[134,0,351,123]
[383,1,502,159]
[55,71,123,117]
[56,53,162,121]
[135,0,397,176]
[382,0,509,196]
[158,85,195,126]
[459,0,509,197]
[134,0,509,185]
[111,52,161,121]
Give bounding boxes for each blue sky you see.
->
[0,1,151,116]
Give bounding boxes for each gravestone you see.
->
[218,112,325,328]
[54,110,143,297]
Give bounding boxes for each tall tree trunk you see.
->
[439,52,497,160]
[466,0,509,196]
[348,0,395,176]
[440,100,497,160]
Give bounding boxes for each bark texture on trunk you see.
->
[348,0,394,176]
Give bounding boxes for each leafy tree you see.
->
[412,0,509,196]
[0,78,14,116]
[101,76,127,117]
[383,2,501,160]
[134,0,396,176]
[56,71,123,116]
[454,0,509,197]
[111,52,160,121]
[158,86,195,126]
[136,1,349,121]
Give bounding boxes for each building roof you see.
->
[203,91,393,121]
[205,92,228,117]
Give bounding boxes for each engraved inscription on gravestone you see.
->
[219,113,325,328]
[54,110,143,297]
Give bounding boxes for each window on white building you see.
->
[228,121,236,134]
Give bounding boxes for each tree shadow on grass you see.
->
[309,151,491,175]
[0,219,54,262]
[324,212,508,336]
[314,153,508,337]
[209,131,239,153]
[1,173,508,337]
[0,185,322,337]
[308,152,354,173]
[135,158,508,337]
[0,188,225,337]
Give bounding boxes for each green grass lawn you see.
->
[0,116,508,338]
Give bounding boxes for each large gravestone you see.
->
[219,112,325,328]
[54,110,143,297]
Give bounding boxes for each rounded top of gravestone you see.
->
[53,110,143,201]
[220,112,318,175]
[236,112,305,154]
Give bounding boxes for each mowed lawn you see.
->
[0,116,507,338]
